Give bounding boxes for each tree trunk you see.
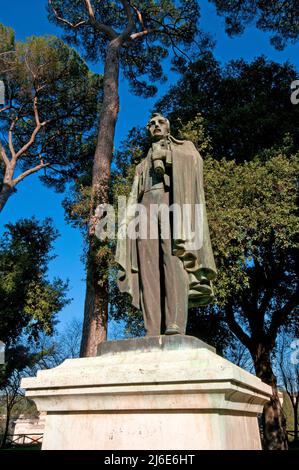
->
[0,404,12,449]
[80,244,109,357]
[0,183,13,213]
[253,344,288,450]
[80,40,120,357]
[294,399,298,442]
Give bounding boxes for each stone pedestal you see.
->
[21,336,271,450]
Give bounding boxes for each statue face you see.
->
[148,115,169,141]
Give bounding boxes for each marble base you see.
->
[21,336,271,450]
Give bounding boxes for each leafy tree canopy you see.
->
[0,24,102,194]
[209,0,299,50]
[0,218,70,346]
[47,0,210,97]
[201,149,298,387]
[156,54,299,162]
[0,23,14,57]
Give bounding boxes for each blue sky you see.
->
[0,0,298,337]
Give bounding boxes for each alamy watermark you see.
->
[0,80,5,105]
[291,80,299,105]
[0,340,5,365]
[94,197,204,251]
[290,339,299,365]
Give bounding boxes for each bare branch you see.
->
[24,53,36,81]
[84,0,118,39]
[49,0,87,29]
[0,140,10,166]
[268,289,299,339]
[225,304,252,350]
[0,104,13,114]
[131,2,145,30]
[33,96,41,127]
[118,0,135,40]
[128,3,155,40]
[49,0,135,43]
[169,35,192,63]
[36,83,48,93]
[13,160,50,185]
[14,124,43,159]
[32,96,40,127]
[0,97,15,113]
[84,0,97,21]
[38,100,84,128]
[0,51,16,58]
[44,165,69,176]
[14,96,47,160]
[130,30,152,40]
[8,120,17,160]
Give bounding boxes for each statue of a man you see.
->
[115,113,217,336]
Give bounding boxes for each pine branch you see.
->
[268,289,299,339]
[84,0,118,39]
[225,303,252,350]
[0,140,10,166]
[13,158,50,185]
[49,0,87,29]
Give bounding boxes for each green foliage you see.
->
[0,23,14,54]
[0,25,102,192]
[0,345,41,388]
[0,219,70,443]
[0,396,37,419]
[47,0,205,97]
[177,113,213,155]
[209,0,299,49]
[205,152,298,317]
[282,392,298,439]
[0,218,70,346]
[0,343,55,448]
[157,54,299,162]
[0,319,82,443]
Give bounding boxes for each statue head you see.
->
[147,113,170,141]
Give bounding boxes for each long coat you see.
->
[115,138,217,310]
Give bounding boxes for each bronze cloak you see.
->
[115,138,217,310]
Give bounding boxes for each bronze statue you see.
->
[115,113,216,336]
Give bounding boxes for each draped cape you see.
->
[115,139,217,309]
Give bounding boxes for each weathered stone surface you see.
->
[21,336,271,450]
[97,334,216,356]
